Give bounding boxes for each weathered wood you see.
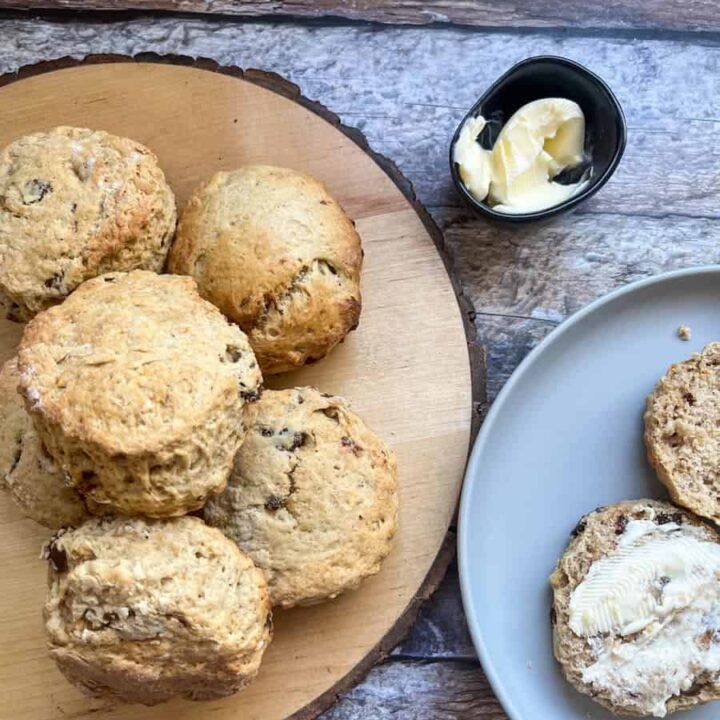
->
[323,660,507,719]
[4,0,720,33]
[1,14,719,720]
[394,561,477,660]
[3,18,720,221]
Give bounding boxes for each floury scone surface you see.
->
[17,270,263,517]
[44,516,272,705]
[0,126,176,321]
[204,387,398,608]
[168,165,362,375]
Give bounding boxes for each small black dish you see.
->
[449,56,627,224]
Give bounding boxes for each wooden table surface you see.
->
[1,4,719,718]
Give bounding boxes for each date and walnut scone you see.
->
[645,342,720,523]
[0,356,89,529]
[0,126,176,321]
[44,516,271,705]
[17,270,263,518]
[551,499,720,717]
[205,387,398,608]
[168,165,362,374]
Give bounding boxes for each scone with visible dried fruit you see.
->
[168,165,362,374]
[44,516,271,705]
[645,343,720,523]
[204,387,398,607]
[0,126,176,321]
[0,356,89,528]
[551,499,720,717]
[18,270,262,517]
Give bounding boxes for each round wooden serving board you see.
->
[0,57,476,720]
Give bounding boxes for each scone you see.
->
[17,270,263,517]
[168,165,362,374]
[204,387,398,608]
[645,343,720,522]
[44,516,271,705]
[551,499,720,717]
[0,126,176,321]
[0,357,89,528]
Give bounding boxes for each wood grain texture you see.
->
[1,13,719,720]
[322,660,507,720]
[4,0,720,32]
[0,59,475,720]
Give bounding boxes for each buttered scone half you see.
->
[18,271,263,517]
[0,357,89,529]
[645,342,720,523]
[44,516,271,705]
[168,165,362,374]
[204,387,398,608]
[0,126,176,321]
[551,499,720,717]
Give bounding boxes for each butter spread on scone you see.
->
[0,126,176,321]
[204,387,398,608]
[44,516,271,705]
[0,356,89,529]
[17,270,263,517]
[168,165,362,374]
[571,520,720,715]
[551,500,720,717]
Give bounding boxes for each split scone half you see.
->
[551,499,720,717]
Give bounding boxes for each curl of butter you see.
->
[453,98,587,214]
[569,520,720,638]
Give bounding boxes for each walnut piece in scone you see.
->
[168,165,362,374]
[0,126,176,321]
[17,270,263,517]
[205,387,398,608]
[44,516,272,705]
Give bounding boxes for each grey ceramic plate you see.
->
[458,266,720,720]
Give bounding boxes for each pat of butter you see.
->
[453,98,588,214]
[452,115,493,202]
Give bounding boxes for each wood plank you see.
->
[322,659,507,719]
[393,561,477,660]
[4,0,720,33]
[3,18,719,220]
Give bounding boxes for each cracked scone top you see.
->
[0,357,89,529]
[44,516,272,705]
[645,342,720,523]
[204,387,398,608]
[17,270,263,517]
[551,500,720,717]
[168,165,362,374]
[0,126,177,321]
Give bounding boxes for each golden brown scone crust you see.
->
[645,343,720,523]
[0,357,89,529]
[0,126,177,322]
[168,165,362,374]
[204,387,398,608]
[550,499,720,716]
[44,516,272,705]
[17,270,263,517]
